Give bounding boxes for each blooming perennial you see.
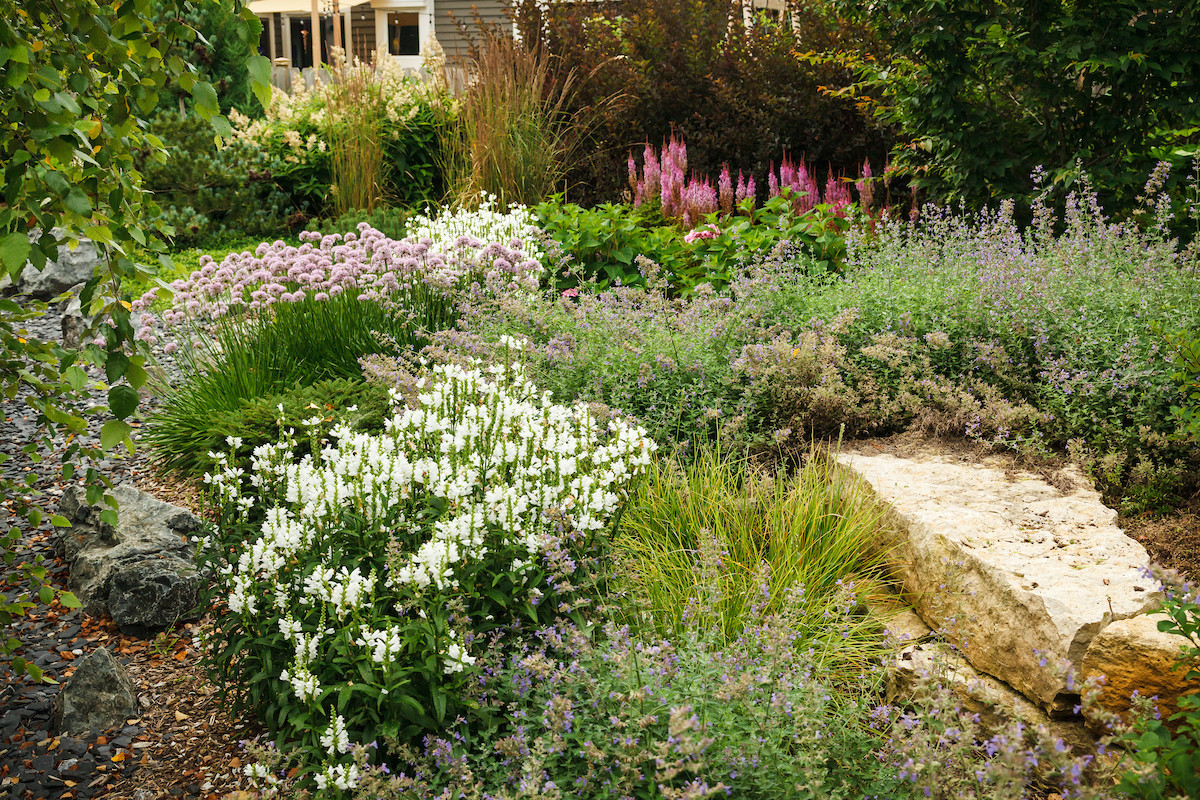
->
[407,192,545,265]
[209,349,655,790]
[134,223,543,335]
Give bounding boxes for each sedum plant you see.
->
[201,345,655,791]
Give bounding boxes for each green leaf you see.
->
[191,81,219,117]
[100,419,132,451]
[210,115,233,139]
[104,351,130,383]
[0,232,31,278]
[248,54,272,110]
[50,515,71,528]
[124,359,148,390]
[63,366,88,391]
[45,171,70,197]
[107,385,139,420]
[65,188,92,217]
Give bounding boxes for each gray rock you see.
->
[0,234,103,300]
[53,647,139,735]
[56,484,205,636]
[837,448,1162,715]
[58,286,86,349]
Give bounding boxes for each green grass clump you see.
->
[616,445,891,677]
[147,292,444,476]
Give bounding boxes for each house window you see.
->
[387,12,420,55]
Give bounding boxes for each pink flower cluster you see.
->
[627,135,870,225]
[134,223,543,337]
[629,137,756,227]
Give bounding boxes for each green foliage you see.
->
[151,0,262,115]
[137,110,293,246]
[310,207,412,242]
[187,378,392,475]
[617,446,889,676]
[534,194,850,291]
[0,0,266,681]
[1112,571,1200,800]
[1165,326,1200,442]
[196,357,655,787]
[147,293,451,476]
[835,0,1200,212]
[368,615,902,800]
[235,59,446,216]
[511,0,890,205]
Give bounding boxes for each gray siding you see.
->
[435,0,510,56]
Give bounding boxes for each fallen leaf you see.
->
[174,710,189,722]
[111,751,125,762]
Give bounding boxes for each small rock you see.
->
[55,484,204,636]
[1081,612,1199,732]
[52,647,139,736]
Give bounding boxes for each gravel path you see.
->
[0,302,192,799]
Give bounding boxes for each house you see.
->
[249,0,510,72]
[249,0,795,76]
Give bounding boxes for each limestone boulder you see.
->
[56,484,205,636]
[838,450,1161,714]
[53,647,139,735]
[1081,613,1199,733]
[888,640,1094,753]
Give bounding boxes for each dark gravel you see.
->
[1,300,183,800]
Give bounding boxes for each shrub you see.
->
[199,354,656,791]
[833,0,1200,214]
[1109,567,1200,799]
[616,445,890,677]
[326,614,901,800]
[740,184,1200,507]
[511,0,891,206]
[534,192,850,290]
[139,223,546,476]
[164,378,393,479]
[136,111,293,245]
[145,291,433,477]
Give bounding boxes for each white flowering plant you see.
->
[407,193,545,265]
[227,52,451,213]
[198,343,655,791]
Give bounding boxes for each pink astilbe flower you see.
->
[718,164,734,216]
[683,224,720,244]
[855,158,874,211]
[824,173,853,217]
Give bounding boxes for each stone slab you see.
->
[838,450,1161,714]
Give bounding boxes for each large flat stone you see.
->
[838,450,1161,714]
[1081,613,1199,733]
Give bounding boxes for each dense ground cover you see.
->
[129,169,1200,797]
